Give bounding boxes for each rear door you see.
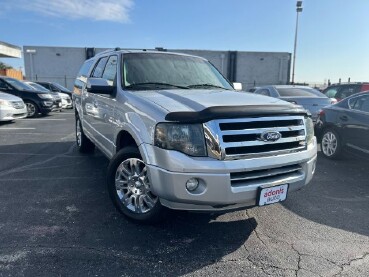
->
[344,95,369,153]
[83,56,108,143]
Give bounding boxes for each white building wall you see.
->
[23,46,290,91]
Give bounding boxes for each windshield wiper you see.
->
[187,84,229,90]
[125,82,189,90]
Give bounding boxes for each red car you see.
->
[322,82,369,102]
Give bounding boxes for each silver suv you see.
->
[73,49,317,223]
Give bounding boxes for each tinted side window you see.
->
[350,95,369,113]
[102,56,117,86]
[336,85,358,100]
[324,87,338,98]
[92,57,108,78]
[0,80,12,90]
[255,89,270,96]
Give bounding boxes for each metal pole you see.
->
[29,53,34,81]
[291,11,300,84]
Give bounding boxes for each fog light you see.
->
[186,178,199,192]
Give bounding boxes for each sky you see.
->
[1,0,368,84]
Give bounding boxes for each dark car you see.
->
[315,91,369,159]
[253,85,333,122]
[322,82,369,102]
[36,82,72,97]
[0,77,54,117]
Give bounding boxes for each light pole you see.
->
[26,49,36,81]
[291,1,303,84]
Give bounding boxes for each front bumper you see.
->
[61,98,73,109]
[140,137,317,211]
[0,106,28,121]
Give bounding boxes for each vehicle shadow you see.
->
[283,151,369,237]
[0,141,256,276]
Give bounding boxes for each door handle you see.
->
[339,115,348,121]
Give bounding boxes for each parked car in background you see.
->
[0,92,27,122]
[36,81,73,97]
[23,81,62,112]
[315,91,369,159]
[0,77,54,118]
[253,85,333,122]
[25,81,72,109]
[322,82,369,102]
[247,86,260,93]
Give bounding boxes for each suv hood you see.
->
[135,89,284,111]
[0,92,22,101]
[133,89,308,122]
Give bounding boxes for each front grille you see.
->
[11,101,25,109]
[230,164,303,187]
[215,116,307,159]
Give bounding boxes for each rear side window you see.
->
[336,85,359,100]
[324,87,338,98]
[276,88,323,97]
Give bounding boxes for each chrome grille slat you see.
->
[230,164,302,182]
[223,136,306,148]
[221,125,305,135]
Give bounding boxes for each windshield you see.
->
[276,87,327,97]
[5,78,35,91]
[122,53,233,90]
[52,82,70,91]
[27,82,50,92]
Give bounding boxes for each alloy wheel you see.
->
[26,103,36,117]
[322,131,338,157]
[115,158,158,214]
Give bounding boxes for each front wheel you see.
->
[25,101,39,118]
[320,129,343,159]
[107,146,168,223]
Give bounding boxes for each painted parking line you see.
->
[17,119,66,121]
[0,128,36,130]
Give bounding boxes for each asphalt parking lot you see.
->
[0,111,368,277]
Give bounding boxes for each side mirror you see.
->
[233,82,242,91]
[86,78,115,94]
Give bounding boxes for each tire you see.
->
[320,128,343,159]
[107,146,168,223]
[76,116,95,153]
[25,101,39,118]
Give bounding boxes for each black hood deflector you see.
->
[165,105,309,123]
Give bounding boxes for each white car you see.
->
[0,92,27,122]
[24,81,73,109]
[58,92,73,109]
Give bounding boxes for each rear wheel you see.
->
[107,146,168,223]
[76,116,95,153]
[25,101,39,118]
[321,129,343,159]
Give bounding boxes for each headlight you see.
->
[305,117,314,144]
[0,100,12,107]
[154,123,207,156]
[38,94,53,99]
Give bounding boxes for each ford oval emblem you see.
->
[260,131,282,142]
